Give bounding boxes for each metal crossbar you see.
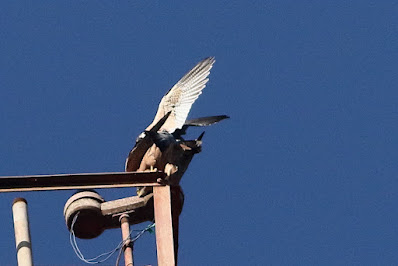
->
[0,171,166,192]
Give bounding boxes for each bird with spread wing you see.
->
[125,57,228,197]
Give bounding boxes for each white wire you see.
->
[69,211,155,264]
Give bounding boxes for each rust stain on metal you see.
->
[120,214,134,266]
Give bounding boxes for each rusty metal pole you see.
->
[119,214,134,266]
[153,185,175,266]
[12,198,33,266]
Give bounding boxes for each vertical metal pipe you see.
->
[170,186,183,266]
[12,198,33,266]
[119,214,134,266]
[153,185,175,266]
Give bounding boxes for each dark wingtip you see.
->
[149,111,171,132]
[216,115,230,122]
[184,115,230,127]
[203,56,215,62]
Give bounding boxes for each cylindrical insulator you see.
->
[12,198,33,266]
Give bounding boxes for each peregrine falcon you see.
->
[125,57,228,196]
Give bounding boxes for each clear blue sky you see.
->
[1,1,397,265]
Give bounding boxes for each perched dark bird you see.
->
[125,57,229,196]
